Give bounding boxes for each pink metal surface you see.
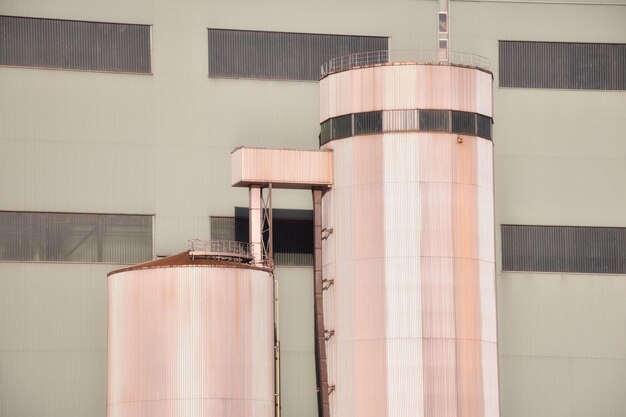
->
[231,147,333,189]
[320,64,493,121]
[249,186,263,265]
[108,265,274,417]
[319,63,498,417]
[423,339,458,417]
[324,135,389,417]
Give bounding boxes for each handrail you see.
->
[188,239,254,260]
[320,49,491,78]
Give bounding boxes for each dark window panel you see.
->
[211,209,314,266]
[452,111,476,135]
[208,29,388,81]
[209,217,236,241]
[331,114,352,139]
[272,218,313,266]
[477,114,492,140]
[502,225,626,274]
[438,12,448,33]
[0,212,153,263]
[322,110,492,144]
[419,110,449,132]
[0,15,151,73]
[354,111,383,135]
[320,119,331,146]
[499,41,626,90]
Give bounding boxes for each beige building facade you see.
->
[1,1,626,416]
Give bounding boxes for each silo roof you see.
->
[107,251,268,277]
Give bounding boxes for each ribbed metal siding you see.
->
[108,266,274,417]
[499,41,626,90]
[208,29,388,81]
[383,110,418,132]
[320,133,497,417]
[0,262,109,417]
[0,212,152,263]
[0,16,151,73]
[502,225,626,274]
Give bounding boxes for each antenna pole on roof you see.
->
[438,0,450,62]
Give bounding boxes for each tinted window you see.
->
[332,114,352,139]
[502,225,626,274]
[499,41,626,90]
[0,212,153,263]
[354,111,383,135]
[477,114,492,139]
[419,110,449,131]
[208,29,388,81]
[320,120,331,145]
[0,16,151,73]
[452,111,476,135]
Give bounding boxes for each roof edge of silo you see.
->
[319,49,493,80]
[107,251,269,277]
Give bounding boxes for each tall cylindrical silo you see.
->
[319,57,498,417]
[107,251,274,417]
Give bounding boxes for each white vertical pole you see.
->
[249,185,263,265]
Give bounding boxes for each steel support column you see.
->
[312,188,330,417]
[249,185,263,266]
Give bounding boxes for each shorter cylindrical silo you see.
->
[107,251,274,417]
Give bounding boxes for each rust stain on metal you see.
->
[107,255,274,417]
[108,250,266,276]
[319,62,498,417]
[320,64,493,122]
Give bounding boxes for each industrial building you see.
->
[1,1,626,417]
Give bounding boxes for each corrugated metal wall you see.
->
[0,263,109,417]
[1,1,625,417]
[0,15,151,73]
[502,225,626,273]
[319,65,495,121]
[208,29,388,81]
[0,212,153,263]
[108,266,274,417]
[499,41,626,90]
[383,110,418,132]
[320,132,499,417]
